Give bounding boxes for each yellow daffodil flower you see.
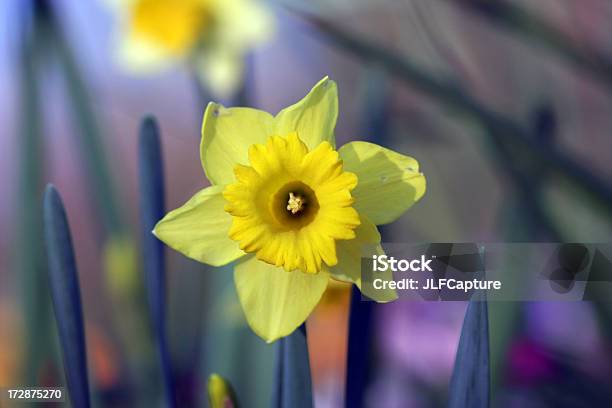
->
[154,77,426,342]
[108,0,273,98]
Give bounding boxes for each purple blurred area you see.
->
[2,0,612,407]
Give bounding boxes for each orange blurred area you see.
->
[87,323,121,389]
[307,281,351,393]
[0,302,22,387]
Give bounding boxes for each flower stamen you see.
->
[287,192,305,215]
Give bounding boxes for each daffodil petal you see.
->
[153,185,244,266]
[195,47,243,101]
[199,0,274,98]
[234,256,329,342]
[117,33,174,73]
[200,102,274,185]
[329,215,380,284]
[274,77,338,150]
[212,0,274,48]
[339,141,426,225]
[330,215,396,302]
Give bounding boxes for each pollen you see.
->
[287,192,305,214]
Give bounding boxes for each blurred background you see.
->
[2,0,612,407]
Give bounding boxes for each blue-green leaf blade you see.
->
[138,115,175,406]
[43,185,90,408]
[344,285,373,408]
[448,296,490,408]
[273,325,313,408]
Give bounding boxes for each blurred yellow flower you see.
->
[207,374,238,408]
[109,0,273,97]
[154,77,426,342]
[103,233,139,298]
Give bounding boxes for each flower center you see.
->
[287,192,305,214]
[223,133,360,273]
[271,181,319,228]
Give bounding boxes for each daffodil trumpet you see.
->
[154,77,426,342]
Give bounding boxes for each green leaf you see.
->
[448,294,490,408]
[272,325,313,408]
[43,185,91,408]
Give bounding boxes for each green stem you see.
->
[17,13,54,385]
[42,13,123,235]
